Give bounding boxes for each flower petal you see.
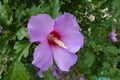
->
[109,29,118,42]
[52,46,78,71]
[52,66,59,79]
[52,66,63,79]
[28,14,54,42]
[38,70,44,78]
[54,12,80,35]
[32,40,53,71]
[61,31,84,53]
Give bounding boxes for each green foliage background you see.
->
[0,0,120,80]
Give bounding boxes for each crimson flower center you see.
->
[48,31,61,45]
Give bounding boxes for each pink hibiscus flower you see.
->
[27,12,84,78]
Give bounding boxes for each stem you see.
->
[0,56,7,79]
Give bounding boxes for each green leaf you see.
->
[103,46,120,54]
[0,2,8,26]
[43,68,55,80]
[4,2,12,15]
[51,0,60,18]
[0,40,9,54]
[112,0,120,18]
[102,61,110,69]
[84,51,95,68]
[100,0,113,9]
[7,60,30,80]
[16,28,29,40]
[14,40,31,60]
[89,41,96,49]
[24,0,60,19]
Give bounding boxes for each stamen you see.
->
[54,38,67,49]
